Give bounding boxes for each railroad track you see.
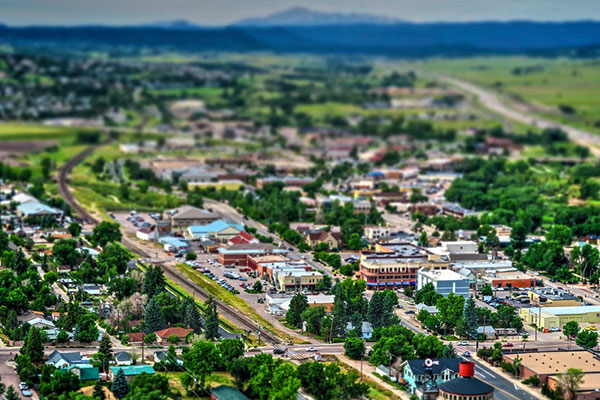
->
[57,145,280,345]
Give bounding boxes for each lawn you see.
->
[0,123,83,141]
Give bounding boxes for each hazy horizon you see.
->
[1,0,600,26]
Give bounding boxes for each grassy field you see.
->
[414,57,600,133]
[176,264,290,342]
[0,122,88,141]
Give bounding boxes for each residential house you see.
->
[25,317,55,330]
[228,231,259,245]
[114,352,133,366]
[210,385,249,400]
[46,350,85,369]
[17,201,62,218]
[305,229,341,249]
[345,321,374,339]
[403,358,461,394]
[80,284,102,296]
[109,365,155,382]
[65,365,100,381]
[136,226,158,241]
[154,327,193,343]
[154,350,183,366]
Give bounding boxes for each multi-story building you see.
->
[416,269,470,298]
[217,244,287,267]
[275,269,323,292]
[364,225,391,242]
[359,243,449,290]
[167,205,219,229]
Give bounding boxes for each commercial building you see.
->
[17,201,62,218]
[186,220,244,241]
[255,176,315,190]
[438,361,494,400]
[481,270,537,289]
[271,264,323,292]
[504,350,600,396]
[364,226,391,242]
[217,244,287,267]
[168,205,219,229]
[416,269,470,298]
[360,243,449,289]
[248,254,289,273]
[520,306,600,329]
[159,236,189,252]
[528,287,582,307]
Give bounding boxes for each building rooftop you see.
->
[530,287,581,302]
[418,269,469,282]
[169,205,218,220]
[17,201,61,216]
[505,351,600,375]
[110,365,155,376]
[529,305,600,316]
[188,220,243,234]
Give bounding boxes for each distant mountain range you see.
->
[1,8,600,58]
[232,6,403,26]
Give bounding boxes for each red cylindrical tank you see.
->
[459,361,475,378]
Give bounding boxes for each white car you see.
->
[19,383,28,390]
[306,347,318,352]
[458,341,469,346]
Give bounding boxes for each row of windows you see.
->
[440,393,493,400]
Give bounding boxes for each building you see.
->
[154,327,193,343]
[136,227,158,241]
[410,203,440,216]
[186,220,244,241]
[228,231,258,245]
[360,243,449,290]
[218,244,287,267]
[520,306,600,329]
[481,270,536,289]
[417,269,470,297]
[159,236,189,252]
[304,229,341,249]
[441,203,478,219]
[248,254,289,272]
[114,352,133,366]
[345,321,374,339]
[46,350,85,369]
[168,205,219,229]
[210,385,249,400]
[440,241,478,255]
[255,176,315,190]
[17,201,62,218]
[274,268,323,292]
[403,358,462,395]
[438,361,494,400]
[364,226,391,242]
[109,365,155,382]
[504,350,600,394]
[528,287,582,307]
[65,365,100,381]
[154,350,183,366]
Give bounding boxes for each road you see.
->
[440,75,600,156]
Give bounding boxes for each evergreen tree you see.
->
[142,266,166,298]
[441,344,457,358]
[111,369,130,399]
[22,326,44,362]
[204,296,220,341]
[5,386,19,400]
[93,380,106,400]
[98,333,113,359]
[143,296,163,334]
[184,302,201,333]
[461,296,478,339]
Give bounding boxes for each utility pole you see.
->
[141,331,145,363]
[329,315,335,343]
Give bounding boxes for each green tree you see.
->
[545,225,573,246]
[143,296,163,333]
[5,386,19,400]
[271,362,301,400]
[414,282,442,306]
[298,362,368,400]
[40,369,80,397]
[481,284,493,297]
[580,179,600,200]
[218,339,244,371]
[563,321,580,345]
[558,368,585,400]
[301,306,326,335]
[126,372,171,399]
[344,337,365,360]
[22,326,44,362]
[111,369,130,399]
[93,381,106,400]
[367,290,398,329]
[204,296,220,341]
[461,296,479,340]
[576,330,598,350]
[184,301,202,334]
[98,333,113,359]
[91,221,122,247]
[441,344,457,358]
[347,233,362,250]
[142,265,166,298]
[67,222,82,237]
[286,294,308,328]
[52,239,79,267]
[315,275,332,292]
[97,243,131,275]
[418,231,428,246]
[252,280,263,293]
[182,340,219,392]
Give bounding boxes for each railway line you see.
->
[57,144,280,345]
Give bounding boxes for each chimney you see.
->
[459,361,475,378]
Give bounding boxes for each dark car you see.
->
[405,310,415,315]
[273,348,285,355]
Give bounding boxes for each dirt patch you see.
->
[0,140,57,166]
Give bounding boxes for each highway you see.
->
[440,75,600,157]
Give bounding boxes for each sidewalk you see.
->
[338,355,411,400]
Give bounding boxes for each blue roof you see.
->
[160,236,188,248]
[17,201,60,216]
[367,171,385,177]
[189,220,243,235]
[110,365,155,376]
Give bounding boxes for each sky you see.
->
[1,0,599,26]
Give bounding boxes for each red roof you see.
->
[127,332,144,343]
[154,327,193,339]
[228,231,256,245]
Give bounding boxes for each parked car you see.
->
[405,310,415,315]
[549,327,560,332]
[502,342,514,348]
[458,341,469,346]
[396,304,403,309]
[22,389,32,397]
[19,383,28,390]
[273,348,285,355]
[462,351,471,358]
[585,325,597,331]
[306,347,318,352]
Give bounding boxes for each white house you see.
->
[136,227,158,241]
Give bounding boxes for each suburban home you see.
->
[46,350,85,369]
[154,350,183,366]
[65,365,100,381]
[403,358,462,394]
[345,321,374,339]
[186,220,244,241]
[109,365,155,382]
[304,229,341,249]
[168,205,219,229]
[46,329,74,342]
[126,332,144,343]
[136,226,158,241]
[154,327,193,343]
[114,351,133,366]
[210,385,249,400]
[25,317,55,330]
[80,284,102,296]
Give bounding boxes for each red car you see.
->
[502,343,514,348]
